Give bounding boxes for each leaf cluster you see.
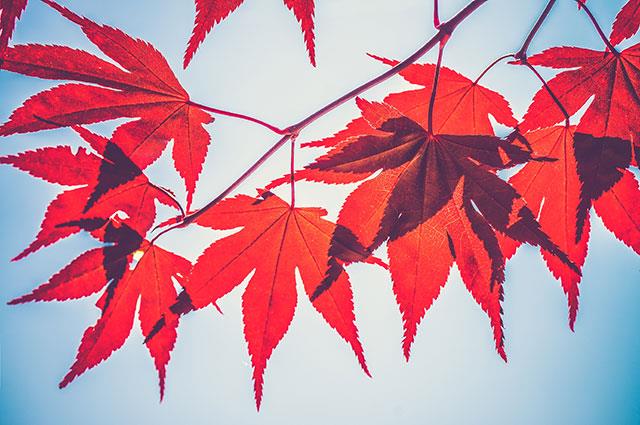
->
[1,0,638,409]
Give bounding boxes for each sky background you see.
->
[1,0,639,424]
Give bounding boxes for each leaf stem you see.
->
[575,0,618,54]
[428,38,447,135]
[188,133,293,225]
[290,136,296,208]
[153,0,488,241]
[151,133,294,243]
[434,0,441,29]
[521,59,570,127]
[478,1,556,85]
[187,100,288,135]
[514,0,556,61]
[477,0,569,126]
[473,54,515,85]
[148,182,186,219]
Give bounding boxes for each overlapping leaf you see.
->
[270,56,519,189]
[507,126,640,329]
[165,192,367,409]
[591,168,640,254]
[302,61,577,359]
[520,42,640,166]
[512,22,640,315]
[2,0,639,410]
[0,0,213,207]
[10,220,191,398]
[185,0,316,67]
[0,126,180,260]
[504,126,588,328]
[369,56,518,135]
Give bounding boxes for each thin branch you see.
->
[521,59,570,127]
[187,100,288,135]
[477,0,562,104]
[285,0,487,135]
[152,0,488,242]
[515,0,556,61]
[151,133,293,243]
[575,0,618,54]
[434,0,441,29]
[180,132,292,227]
[428,38,447,135]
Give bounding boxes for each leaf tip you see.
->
[58,372,73,389]
[402,345,412,363]
[498,348,508,363]
[568,307,578,332]
[158,367,166,402]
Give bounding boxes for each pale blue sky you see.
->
[1,1,639,424]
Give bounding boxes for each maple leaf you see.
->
[520,43,640,166]
[0,0,213,208]
[267,56,519,190]
[0,0,27,56]
[9,221,191,399]
[505,126,640,329]
[515,38,640,280]
[184,0,316,68]
[369,55,518,135]
[0,126,180,260]
[611,0,640,46]
[165,192,367,409]
[505,126,588,328]
[302,73,578,359]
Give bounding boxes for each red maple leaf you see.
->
[10,220,191,399]
[299,62,578,359]
[0,126,181,260]
[267,56,519,189]
[507,126,640,330]
[184,0,316,68]
[3,0,637,409]
[507,14,640,316]
[167,192,367,409]
[368,55,518,135]
[611,0,640,46]
[0,0,27,56]
[504,126,588,328]
[0,0,213,208]
[520,43,640,165]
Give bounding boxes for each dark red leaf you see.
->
[521,44,640,166]
[304,75,576,359]
[593,169,640,255]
